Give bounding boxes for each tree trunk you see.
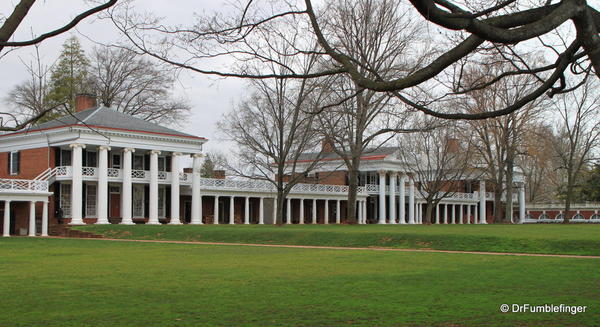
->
[275,192,286,225]
[346,164,359,224]
[505,159,514,223]
[424,201,433,224]
[493,185,503,223]
[563,175,573,224]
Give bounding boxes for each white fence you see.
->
[0,179,48,192]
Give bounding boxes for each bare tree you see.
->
[0,0,117,130]
[90,46,190,124]
[458,59,545,223]
[108,0,600,124]
[314,0,427,224]
[3,44,54,122]
[397,120,477,224]
[550,78,600,223]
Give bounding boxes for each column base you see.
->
[41,233,49,237]
[168,221,182,225]
[69,221,85,225]
[95,220,110,225]
[189,221,203,225]
[120,221,135,225]
[258,222,264,225]
[146,221,161,225]
[28,234,36,237]
[2,234,10,237]
[229,222,235,225]
[378,221,387,224]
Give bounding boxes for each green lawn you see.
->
[0,238,598,326]
[74,224,600,256]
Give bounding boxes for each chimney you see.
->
[75,94,97,112]
[322,137,334,153]
[445,137,460,153]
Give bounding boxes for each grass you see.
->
[74,224,600,256]
[1,237,599,326]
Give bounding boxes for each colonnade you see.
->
[2,200,48,237]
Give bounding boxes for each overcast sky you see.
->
[0,0,245,154]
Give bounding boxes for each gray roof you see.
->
[297,146,398,162]
[16,106,203,139]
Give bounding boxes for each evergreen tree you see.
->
[200,154,215,178]
[46,36,91,114]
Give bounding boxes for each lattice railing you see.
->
[158,171,167,180]
[0,179,48,192]
[198,177,367,195]
[55,166,70,177]
[131,170,146,179]
[107,168,120,178]
[82,167,97,177]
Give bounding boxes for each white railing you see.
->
[198,177,367,195]
[55,166,71,177]
[131,170,146,179]
[82,167,97,177]
[107,168,120,178]
[158,171,167,180]
[179,172,188,182]
[0,179,48,192]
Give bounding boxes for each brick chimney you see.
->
[322,137,334,153]
[445,137,460,153]
[75,94,97,112]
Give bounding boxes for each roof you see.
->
[296,146,399,163]
[6,106,205,140]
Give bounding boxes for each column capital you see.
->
[69,143,86,149]
[193,153,204,158]
[172,152,183,157]
[389,171,398,177]
[149,150,161,155]
[377,170,387,176]
[98,145,111,151]
[123,147,136,153]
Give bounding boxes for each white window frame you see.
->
[60,183,72,218]
[112,153,122,169]
[133,184,145,218]
[85,183,97,217]
[158,186,166,218]
[9,151,19,175]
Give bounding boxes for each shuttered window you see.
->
[9,151,20,175]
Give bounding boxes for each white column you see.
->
[244,196,250,224]
[443,204,448,224]
[389,172,397,224]
[451,204,455,224]
[191,153,203,225]
[299,199,305,224]
[378,170,386,224]
[363,200,368,224]
[120,148,134,225]
[272,197,277,224]
[41,201,49,236]
[474,204,478,224]
[214,196,219,224]
[519,183,526,224]
[398,174,406,224]
[408,177,415,224]
[148,150,161,225]
[357,201,362,224]
[3,201,10,237]
[96,145,110,224]
[416,202,420,224]
[286,198,292,224]
[259,197,264,224]
[324,200,329,224]
[467,205,472,224]
[479,180,487,224]
[169,152,182,225]
[459,204,464,224]
[229,196,235,224]
[435,204,440,224]
[312,199,317,224]
[28,201,36,236]
[69,143,85,225]
[336,200,341,224]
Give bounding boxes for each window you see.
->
[112,153,121,168]
[9,151,19,175]
[158,156,166,172]
[60,149,71,166]
[158,186,165,218]
[60,184,72,218]
[86,184,97,217]
[86,151,97,168]
[133,185,144,217]
[133,155,144,170]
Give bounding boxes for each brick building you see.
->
[1,95,528,237]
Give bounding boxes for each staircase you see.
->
[49,225,104,238]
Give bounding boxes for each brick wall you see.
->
[0,147,54,179]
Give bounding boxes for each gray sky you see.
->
[0,0,244,154]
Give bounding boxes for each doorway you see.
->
[109,186,121,218]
